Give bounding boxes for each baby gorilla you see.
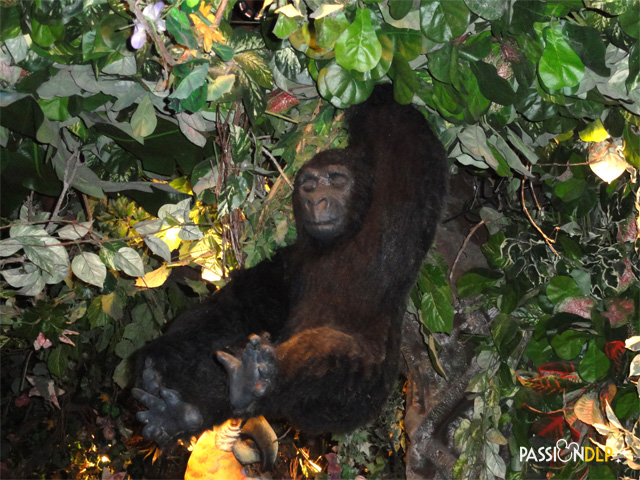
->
[133,86,448,448]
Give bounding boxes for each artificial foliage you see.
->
[0,1,638,479]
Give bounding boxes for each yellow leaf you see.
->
[275,4,304,18]
[136,265,172,288]
[579,119,609,142]
[310,4,344,19]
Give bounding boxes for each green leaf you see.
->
[72,252,107,288]
[48,345,70,378]
[335,9,382,73]
[389,0,413,20]
[207,74,236,101]
[551,330,587,360]
[538,24,584,91]
[317,61,374,108]
[315,11,350,50]
[31,17,64,47]
[130,94,157,138]
[471,61,516,106]
[38,97,70,122]
[114,247,145,277]
[167,8,197,49]
[420,0,470,43]
[546,276,582,304]
[418,264,454,334]
[391,56,418,104]
[235,51,273,88]
[578,340,610,382]
[619,6,640,39]
[564,23,609,77]
[0,6,21,41]
[464,0,508,20]
[171,63,209,99]
[457,269,502,297]
[491,314,523,359]
[273,13,299,39]
[211,43,235,61]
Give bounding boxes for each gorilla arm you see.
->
[217,326,390,433]
[132,249,292,448]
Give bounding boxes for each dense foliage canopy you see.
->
[0,0,638,479]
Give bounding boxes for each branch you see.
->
[262,146,293,188]
[521,178,559,256]
[213,0,230,27]
[449,219,485,283]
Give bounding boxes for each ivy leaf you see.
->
[72,252,107,288]
[538,24,584,91]
[335,9,382,73]
[420,0,470,43]
[114,247,145,278]
[130,94,157,138]
[47,345,70,378]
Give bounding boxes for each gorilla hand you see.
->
[132,358,203,449]
[217,334,276,414]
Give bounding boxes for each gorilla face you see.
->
[295,164,355,242]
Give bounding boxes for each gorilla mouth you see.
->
[307,219,337,229]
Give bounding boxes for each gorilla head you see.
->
[293,149,373,245]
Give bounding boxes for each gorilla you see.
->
[133,85,448,449]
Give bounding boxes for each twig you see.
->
[47,151,81,233]
[521,178,560,256]
[0,256,26,267]
[262,146,293,188]
[213,0,230,27]
[449,220,485,283]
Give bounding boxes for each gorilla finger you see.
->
[258,344,276,362]
[254,380,269,396]
[257,362,275,378]
[182,404,204,430]
[136,410,153,423]
[141,364,162,394]
[134,390,167,412]
[141,423,163,441]
[132,387,157,406]
[217,350,241,375]
[159,387,183,407]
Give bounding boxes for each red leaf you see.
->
[267,90,299,114]
[517,375,582,395]
[537,361,577,377]
[531,415,565,440]
[604,341,626,371]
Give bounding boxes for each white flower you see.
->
[131,2,166,50]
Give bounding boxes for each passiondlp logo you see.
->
[520,439,612,463]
